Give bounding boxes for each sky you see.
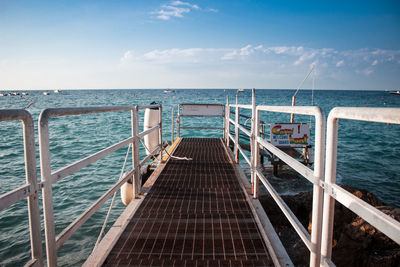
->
[0,0,400,90]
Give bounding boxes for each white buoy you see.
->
[120,180,133,206]
[143,103,160,155]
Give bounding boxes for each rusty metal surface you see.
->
[103,138,273,266]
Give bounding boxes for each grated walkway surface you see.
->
[103,138,273,266]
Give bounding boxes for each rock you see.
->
[259,185,400,267]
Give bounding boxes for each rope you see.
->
[93,143,132,251]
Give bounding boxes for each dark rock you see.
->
[259,185,400,267]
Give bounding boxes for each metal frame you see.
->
[0,109,43,267]
[177,103,225,137]
[321,107,400,264]
[226,89,326,267]
[38,105,161,266]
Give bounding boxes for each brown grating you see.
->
[103,138,273,266]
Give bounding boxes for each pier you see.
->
[1,91,400,267]
[100,138,275,266]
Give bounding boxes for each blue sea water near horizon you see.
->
[1,89,399,266]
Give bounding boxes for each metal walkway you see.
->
[103,138,273,266]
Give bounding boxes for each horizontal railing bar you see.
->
[256,136,317,185]
[137,125,159,139]
[238,124,251,137]
[0,109,32,123]
[180,127,224,130]
[140,146,161,167]
[256,168,312,250]
[329,107,400,124]
[229,104,252,109]
[238,144,251,166]
[137,104,161,110]
[0,184,34,211]
[40,106,135,119]
[257,105,322,116]
[56,168,136,250]
[179,115,224,118]
[326,183,400,244]
[51,136,134,183]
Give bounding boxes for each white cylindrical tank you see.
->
[144,103,160,155]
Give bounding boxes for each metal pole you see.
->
[290,96,296,123]
[131,107,140,198]
[177,105,181,138]
[24,114,44,267]
[171,107,174,144]
[234,94,240,163]
[159,105,163,163]
[226,96,230,147]
[253,109,260,199]
[250,88,256,186]
[309,108,326,267]
[321,115,338,261]
[39,110,57,267]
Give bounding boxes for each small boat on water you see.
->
[390,90,400,95]
[43,92,50,95]
[237,88,245,92]
[54,89,61,93]
[163,89,175,93]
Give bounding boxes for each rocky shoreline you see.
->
[259,185,400,266]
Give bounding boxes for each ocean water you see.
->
[0,89,399,266]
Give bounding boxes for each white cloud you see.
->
[171,1,199,9]
[153,1,210,20]
[336,60,344,67]
[120,50,133,63]
[155,6,190,20]
[117,45,400,89]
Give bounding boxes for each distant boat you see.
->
[22,92,28,95]
[43,92,50,95]
[163,89,175,93]
[54,89,61,93]
[0,93,7,96]
[237,88,244,92]
[390,90,400,95]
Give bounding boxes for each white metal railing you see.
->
[226,89,326,267]
[0,109,43,267]
[176,103,225,137]
[321,107,400,265]
[38,104,162,266]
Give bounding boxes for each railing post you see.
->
[177,105,181,138]
[250,88,256,188]
[234,94,240,163]
[226,96,230,147]
[309,108,326,267]
[23,114,44,267]
[253,108,260,199]
[171,107,174,144]
[159,105,163,162]
[131,107,140,198]
[39,110,57,267]
[321,115,339,262]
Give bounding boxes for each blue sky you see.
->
[1,0,399,90]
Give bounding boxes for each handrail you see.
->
[0,109,43,267]
[254,105,325,267]
[226,89,326,267]
[177,103,225,137]
[38,104,162,266]
[321,107,400,263]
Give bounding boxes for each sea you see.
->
[0,89,399,266]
